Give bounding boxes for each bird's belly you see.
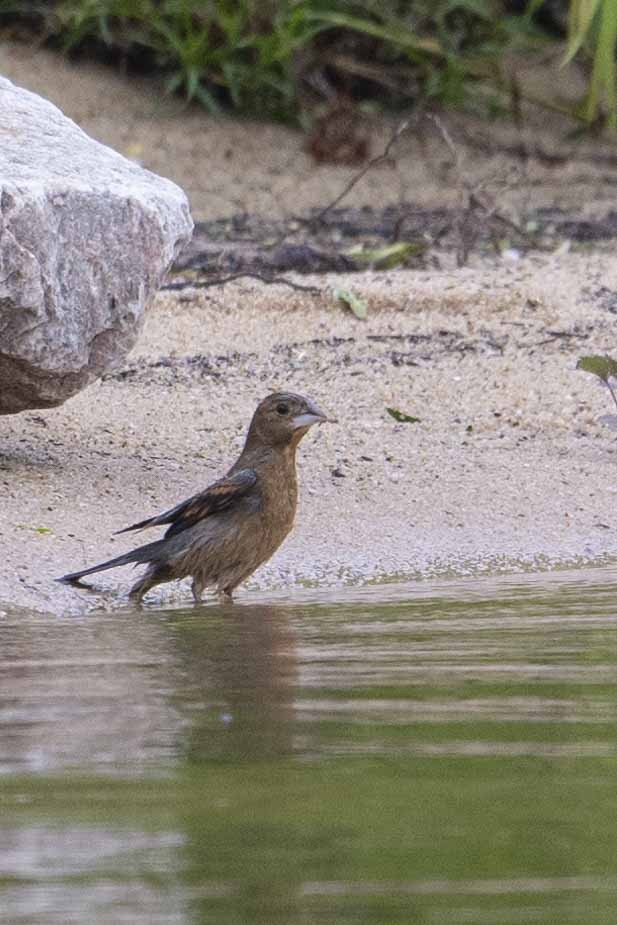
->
[219,510,294,582]
[174,507,294,590]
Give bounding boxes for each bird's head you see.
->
[245,391,332,450]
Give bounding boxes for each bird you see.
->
[57,392,331,603]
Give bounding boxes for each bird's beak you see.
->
[292,399,334,429]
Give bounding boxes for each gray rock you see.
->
[0,76,193,414]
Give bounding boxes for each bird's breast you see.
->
[254,461,297,547]
[262,472,297,522]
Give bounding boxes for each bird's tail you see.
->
[56,537,167,585]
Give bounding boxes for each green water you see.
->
[2,569,617,924]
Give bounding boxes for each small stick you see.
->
[309,119,411,227]
[429,114,534,264]
[606,379,617,413]
[428,114,462,171]
[162,271,322,295]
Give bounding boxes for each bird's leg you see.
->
[128,566,165,605]
[191,578,205,603]
[128,579,152,605]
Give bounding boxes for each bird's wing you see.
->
[115,468,258,538]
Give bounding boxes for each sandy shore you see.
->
[2,40,617,614]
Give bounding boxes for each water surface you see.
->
[2,568,617,924]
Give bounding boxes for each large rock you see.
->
[0,76,193,414]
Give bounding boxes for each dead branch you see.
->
[428,114,534,266]
[161,271,322,296]
[428,114,475,266]
[309,119,412,227]
[429,115,462,173]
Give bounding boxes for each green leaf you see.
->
[347,241,428,270]
[590,0,617,129]
[563,0,602,64]
[16,522,54,534]
[305,10,444,58]
[347,241,426,270]
[576,354,617,383]
[563,0,617,128]
[334,288,368,320]
[386,407,421,423]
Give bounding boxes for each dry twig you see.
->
[162,271,322,295]
[429,113,532,266]
[309,119,411,227]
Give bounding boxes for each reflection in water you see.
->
[172,604,297,764]
[0,611,181,774]
[172,604,303,924]
[3,569,617,923]
[0,826,186,925]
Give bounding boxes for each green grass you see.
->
[0,0,570,122]
[4,1,617,128]
[0,0,617,129]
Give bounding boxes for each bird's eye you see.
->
[276,402,290,415]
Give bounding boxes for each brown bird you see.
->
[57,392,331,603]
